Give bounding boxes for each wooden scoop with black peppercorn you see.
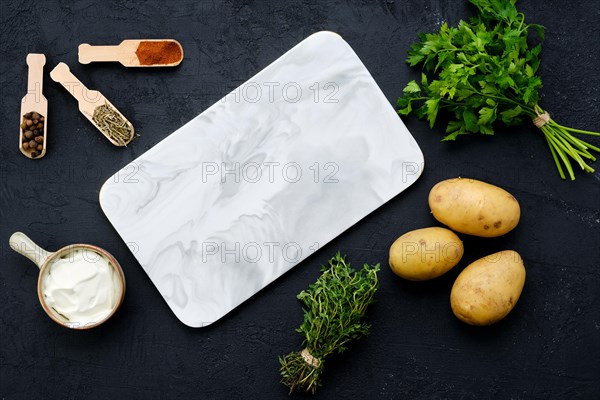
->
[78,39,183,67]
[20,54,48,159]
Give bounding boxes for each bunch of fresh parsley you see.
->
[397,0,599,180]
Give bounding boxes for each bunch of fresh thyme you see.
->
[279,253,379,394]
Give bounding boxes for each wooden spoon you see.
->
[20,54,48,159]
[78,39,183,67]
[49,62,134,146]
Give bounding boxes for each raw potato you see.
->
[429,177,520,237]
[451,250,526,325]
[389,227,464,281]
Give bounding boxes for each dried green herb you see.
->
[397,0,600,180]
[279,253,379,394]
[92,103,134,146]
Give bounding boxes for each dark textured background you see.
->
[1,1,599,399]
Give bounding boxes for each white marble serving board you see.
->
[99,31,424,327]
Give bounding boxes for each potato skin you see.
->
[389,227,464,281]
[451,250,526,325]
[429,177,520,237]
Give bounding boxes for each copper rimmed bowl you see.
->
[9,232,125,329]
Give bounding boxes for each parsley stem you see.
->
[544,128,575,179]
[550,128,587,170]
[439,88,535,114]
[472,90,535,113]
[550,122,600,137]
[553,127,599,157]
[545,132,566,179]
[549,120,600,153]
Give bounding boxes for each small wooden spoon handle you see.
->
[49,62,102,108]
[79,43,122,64]
[26,54,45,95]
[49,62,86,99]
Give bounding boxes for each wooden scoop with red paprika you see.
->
[78,39,183,67]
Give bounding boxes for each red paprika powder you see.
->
[135,41,183,65]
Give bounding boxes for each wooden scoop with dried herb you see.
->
[279,253,379,394]
[50,62,134,146]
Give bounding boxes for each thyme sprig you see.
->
[279,253,379,394]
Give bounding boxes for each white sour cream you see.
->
[43,249,121,327]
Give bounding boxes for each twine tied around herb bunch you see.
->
[300,348,320,368]
[532,110,550,128]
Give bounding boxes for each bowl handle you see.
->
[9,232,52,269]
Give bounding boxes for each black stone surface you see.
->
[1,1,599,399]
